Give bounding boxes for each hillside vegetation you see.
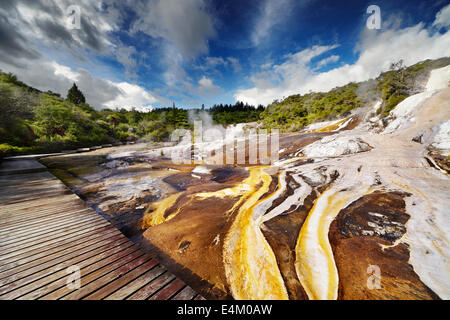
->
[260,57,450,132]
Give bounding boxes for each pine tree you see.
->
[67,83,86,105]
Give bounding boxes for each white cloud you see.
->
[205,56,228,68]
[234,45,338,105]
[235,9,450,106]
[316,55,340,69]
[197,76,222,97]
[161,43,188,87]
[115,44,138,78]
[227,57,242,73]
[0,59,159,110]
[196,56,242,74]
[132,0,215,59]
[251,0,294,46]
[103,82,158,110]
[433,3,450,28]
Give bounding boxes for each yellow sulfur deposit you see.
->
[223,167,289,300]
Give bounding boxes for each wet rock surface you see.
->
[329,191,439,300]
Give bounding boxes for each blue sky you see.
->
[0,0,449,110]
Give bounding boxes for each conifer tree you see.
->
[67,83,86,105]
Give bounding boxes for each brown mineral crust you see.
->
[258,174,279,201]
[341,114,360,131]
[142,184,243,299]
[159,183,237,219]
[259,173,337,300]
[428,152,450,173]
[261,191,317,300]
[151,162,195,172]
[278,132,333,157]
[163,172,210,191]
[265,174,299,214]
[329,191,440,300]
[163,165,250,191]
[210,166,249,183]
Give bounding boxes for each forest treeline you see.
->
[1,57,449,158]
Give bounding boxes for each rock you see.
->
[430,119,450,156]
[104,160,128,169]
[301,135,372,157]
[412,133,424,144]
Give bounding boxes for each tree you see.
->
[67,83,86,105]
[34,98,74,137]
[390,59,405,81]
[107,114,120,128]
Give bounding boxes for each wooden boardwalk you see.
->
[0,165,203,300]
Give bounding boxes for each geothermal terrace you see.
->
[1,66,448,300]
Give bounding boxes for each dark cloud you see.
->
[76,15,106,52]
[132,0,216,59]
[16,0,63,17]
[0,0,108,58]
[34,18,75,47]
[76,69,122,107]
[0,12,41,66]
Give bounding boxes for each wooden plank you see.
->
[9,244,138,300]
[39,249,145,300]
[0,194,78,211]
[0,227,120,273]
[83,259,159,300]
[171,286,197,300]
[149,279,186,300]
[104,265,166,300]
[0,229,121,279]
[0,222,112,262]
[0,219,110,257]
[0,236,131,294]
[0,202,87,227]
[58,254,152,300]
[0,197,82,218]
[0,190,75,206]
[127,272,176,300]
[0,208,100,239]
[0,207,91,232]
[0,186,64,198]
[0,209,98,242]
[0,217,107,254]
